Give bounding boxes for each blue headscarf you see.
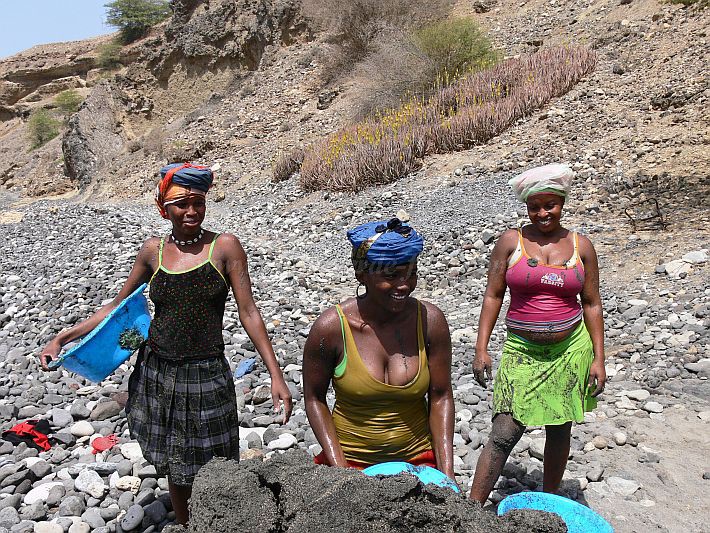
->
[348,218,424,270]
[159,163,214,192]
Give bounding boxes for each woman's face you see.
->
[166,196,206,234]
[359,260,418,312]
[526,193,564,233]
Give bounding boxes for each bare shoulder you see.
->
[494,228,519,251]
[307,305,343,347]
[137,237,161,258]
[420,300,447,323]
[215,232,246,258]
[576,233,598,257]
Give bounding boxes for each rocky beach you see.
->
[0,164,708,532]
[0,0,708,531]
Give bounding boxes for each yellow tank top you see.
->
[332,302,432,465]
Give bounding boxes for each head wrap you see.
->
[348,218,424,271]
[508,164,573,203]
[154,163,214,219]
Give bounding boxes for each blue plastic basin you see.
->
[363,461,460,492]
[50,283,150,382]
[498,492,613,533]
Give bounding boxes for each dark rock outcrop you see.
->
[62,83,125,189]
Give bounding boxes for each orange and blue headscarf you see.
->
[154,163,214,219]
[348,218,424,271]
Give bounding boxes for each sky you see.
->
[0,0,113,59]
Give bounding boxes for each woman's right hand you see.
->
[473,350,492,387]
[39,340,62,371]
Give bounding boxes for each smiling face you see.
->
[526,193,565,233]
[357,260,418,312]
[166,196,206,236]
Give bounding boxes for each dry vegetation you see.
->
[292,47,597,191]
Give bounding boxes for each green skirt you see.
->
[493,322,597,426]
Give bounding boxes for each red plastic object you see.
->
[92,434,119,454]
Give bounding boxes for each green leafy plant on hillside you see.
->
[54,90,84,115]
[27,109,60,150]
[104,0,171,44]
[97,40,123,69]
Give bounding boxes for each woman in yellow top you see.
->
[303,217,454,478]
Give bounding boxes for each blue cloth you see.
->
[347,218,423,266]
[234,357,256,378]
[159,163,213,192]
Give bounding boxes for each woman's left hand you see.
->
[270,376,293,423]
[588,359,607,397]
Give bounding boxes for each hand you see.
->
[588,359,607,397]
[270,375,293,424]
[473,350,493,387]
[38,340,61,371]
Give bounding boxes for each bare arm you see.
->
[302,309,348,467]
[579,234,606,396]
[221,233,292,422]
[39,238,158,370]
[423,302,455,479]
[473,229,516,386]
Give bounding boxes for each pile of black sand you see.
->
[183,450,567,533]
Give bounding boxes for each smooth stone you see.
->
[58,495,86,517]
[23,482,64,505]
[68,522,90,533]
[33,523,64,533]
[643,402,664,413]
[266,433,298,450]
[119,504,144,531]
[90,402,121,422]
[613,432,628,446]
[608,476,641,496]
[592,436,608,449]
[623,389,650,401]
[69,422,94,438]
[74,470,106,499]
[528,438,545,460]
[119,443,143,462]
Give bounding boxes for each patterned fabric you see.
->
[148,235,229,361]
[154,163,213,219]
[508,163,573,202]
[126,344,240,486]
[347,218,423,269]
[493,322,597,426]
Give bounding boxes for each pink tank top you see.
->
[505,229,585,333]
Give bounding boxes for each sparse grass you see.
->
[27,109,60,150]
[293,46,597,191]
[54,90,84,115]
[273,147,306,182]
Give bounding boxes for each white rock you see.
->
[68,522,90,533]
[628,299,648,307]
[643,401,664,413]
[24,482,65,505]
[613,432,627,446]
[115,476,141,494]
[529,438,545,460]
[34,523,64,533]
[681,250,708,264]
[120,442,144,462]
[663,259,692,278]
[70,421,94,437]
[74,469,107,498]
[267,433,298,450]
[456,409,473,423]
[607,476,640,496]
[622,389,650,401]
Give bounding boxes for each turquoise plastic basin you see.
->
[362,461,460,492]
[498,492,614,533]
[49,283,150,382]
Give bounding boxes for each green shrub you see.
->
[414,17,499,85]
[27,109,60,150]
[54,90,84,115]
[97,40,123,69]
[104,0,171,44]
[301,0,454,79]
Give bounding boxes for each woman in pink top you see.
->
[469,164,606,504]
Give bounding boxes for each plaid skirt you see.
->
[126,344,240,486]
